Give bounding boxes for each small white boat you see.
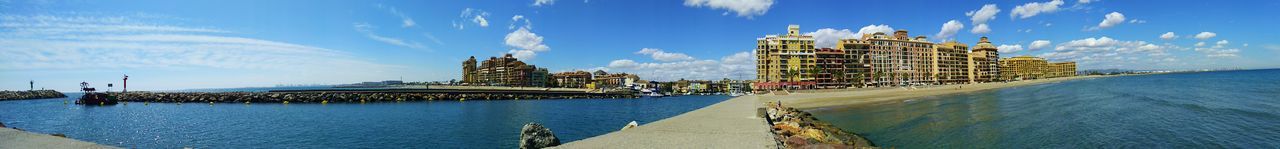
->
[639,88,664,98]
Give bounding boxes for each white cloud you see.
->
[805,28,856,48]
[970,23,991,34]
[504,27,550,60]
[804,24,894,48]
[966,4,1001,24]
[1160,32,1178,40]
[533,0,555,6]
[1011,0,1065,19]
[1078,0,1097,4]
[608,59,639,68]
[856,24,895,37]
[354,23,426,50]
[683,0,775,18]
[0,14,399,75]
[1194,32,1217,40]
[510,15,532,30]
[456,8,490,29]
[937,20,965,39]
[1128,19,1146,24]
[1041,36,1181,69]
[508,49,538,60]
[1096,12,1125,29]
[599,51,755,81]
[636,48,696,62]
[1195,42,1206,47]
[1029,40,1051,50]
[1195,42,1239,58]
[473,15,489,27]
[999,44,1025,53]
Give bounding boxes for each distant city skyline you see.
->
[2,0,1278,91]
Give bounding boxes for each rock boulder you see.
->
[519,122,560,149]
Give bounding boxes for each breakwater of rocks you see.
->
[0,90,66,101]
[764,101,877,148]
[109,91,635,103]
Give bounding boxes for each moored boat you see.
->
[75,82,118,105]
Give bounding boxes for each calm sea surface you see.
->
[811,69,1280,148]
[0,94,729,148]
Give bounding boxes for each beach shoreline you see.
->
[759,75,1130,111]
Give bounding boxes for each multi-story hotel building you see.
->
[838,38,872,87]
[462,56,478,84]
[815,48,847,88]
[934,41,970,84]
[754,25,816,89]
[1048,62,1077,78]
[999,56,1076,80]
[850,30,937,87]
[999,56,1050,80]
[593,72,639,89]
[551,71,592,88]
[462,54,550,87]
[751,25,1073,90]
[968,37,1000,83]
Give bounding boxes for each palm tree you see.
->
[852,72,865,88]
[938,73,950,85]
[831,70,846,88]
[874,71,886,87]
[899,72,911,86]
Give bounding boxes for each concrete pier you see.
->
[555,96,777,148]
[0,128,118,149]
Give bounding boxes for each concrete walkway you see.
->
[0,128,118,149]
[555,96,777,148]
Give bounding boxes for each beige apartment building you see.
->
[969,37,1000,83]
[754,25,817,89]
[999,56,1050,80]
[753,25,1076,90]
[934,41,970,84]
[851,30,936,86]
[1048,62,1077,78]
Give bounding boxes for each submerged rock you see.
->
[519,122,560,149]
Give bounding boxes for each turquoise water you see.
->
[811,69,1280,148]
[0,95,729,148]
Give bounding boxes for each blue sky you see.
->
[2,0,1279,91]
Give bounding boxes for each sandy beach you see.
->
[760,75,1117,110]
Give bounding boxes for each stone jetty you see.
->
[109,90,633,103]
[764,101,877,148]
[0,90,66,101]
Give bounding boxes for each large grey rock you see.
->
[519,122,560,149]
[0,121,5,128]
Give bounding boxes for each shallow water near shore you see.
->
[0,94,729,148]
[811,69,1280,148]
